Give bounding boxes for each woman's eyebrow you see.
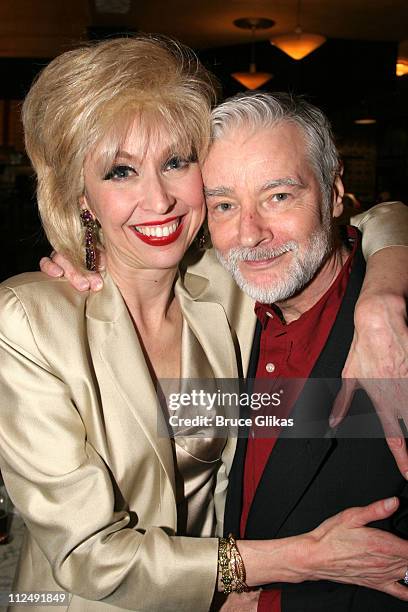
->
[114,150,136,160]
[114,144,186,162]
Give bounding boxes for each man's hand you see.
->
[331,247,408,478]
[237,497,408,598]
[307,496,408,600]
[39,252,105,292]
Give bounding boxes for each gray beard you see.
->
[215,225,333,304]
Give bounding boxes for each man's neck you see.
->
[276,245,350,324]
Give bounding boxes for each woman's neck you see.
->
[107,256,179,330]
[107,256,183,381]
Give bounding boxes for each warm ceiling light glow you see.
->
[396,59,408,77]
[232,63,273,89]
[397,41,408,77]
[270,31,326,60]
[231,72,273,89]
[354,118,377,125]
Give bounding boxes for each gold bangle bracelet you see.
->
[228,534,249,593]
[218,534,249,594]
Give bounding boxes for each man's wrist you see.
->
[354,292,406,332]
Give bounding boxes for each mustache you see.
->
[223,241,298,262]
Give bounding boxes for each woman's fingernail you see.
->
[78,281,89,290]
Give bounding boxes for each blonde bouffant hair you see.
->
[22,36,217,269]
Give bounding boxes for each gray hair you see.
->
[210,92,341,205]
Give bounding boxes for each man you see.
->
[202,92,408,611]
[39,91,408,606]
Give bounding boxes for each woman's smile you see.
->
[131,215,184,245]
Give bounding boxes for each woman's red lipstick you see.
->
[131,216,184,246]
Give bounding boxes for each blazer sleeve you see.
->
[0,286,218,612]
[351,201,408,257]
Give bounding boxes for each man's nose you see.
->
[141,173,176,214]
[238,208,272,247]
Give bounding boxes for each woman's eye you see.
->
[104,165,136,180]
[163,156,189,171]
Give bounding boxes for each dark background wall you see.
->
[0,34,407,281]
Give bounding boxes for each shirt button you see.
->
[265,362,275,373]
[266,312,274,319]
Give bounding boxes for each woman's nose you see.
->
[140,173,176,214]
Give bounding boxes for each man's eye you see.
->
[272,193,289,202]
[215,202,233,212]
[163,156,189,171]
[104,165,136,180]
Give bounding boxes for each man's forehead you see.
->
[205,122,307,165]
[203,123,311,192]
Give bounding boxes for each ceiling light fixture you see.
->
[354,118,377,125]
[353,100,377,125]
[231,17,274,90]
[396,60,408,77]
[396,41,408,77]
[270,0,326,60]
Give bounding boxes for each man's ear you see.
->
[332,175,345,219]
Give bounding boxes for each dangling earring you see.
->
[80,209,98,271]
[195,225,210,251]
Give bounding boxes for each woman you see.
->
[0,36,407,612]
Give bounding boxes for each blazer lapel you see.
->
[176,273,242,380]
[246,437,333,538]
[85,274,177,502]
[180,250,257,378]
[176,266,256,529]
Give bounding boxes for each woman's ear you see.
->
[79,194,88,211]
[79,194,96,219]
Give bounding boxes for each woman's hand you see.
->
[239,497,408,601]
[330,247,408,478]
[40,252,105,292]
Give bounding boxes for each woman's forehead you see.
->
[90,114,193,164]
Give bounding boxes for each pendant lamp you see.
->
[270,0,326,60]
[231,17,274,90]
[397,41,408,77]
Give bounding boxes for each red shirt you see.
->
[240,232,358,612]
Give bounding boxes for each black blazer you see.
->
[224,245,408,611]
